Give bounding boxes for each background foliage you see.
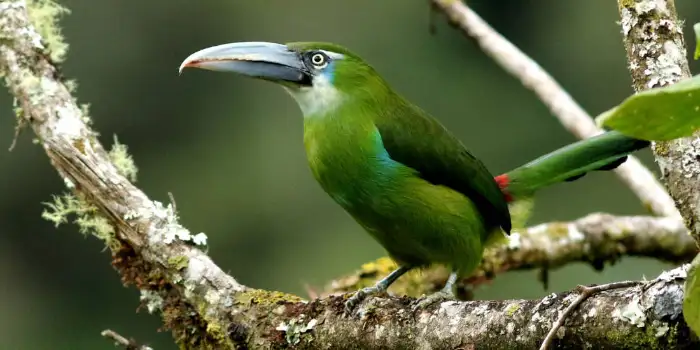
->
[1,1,699,348]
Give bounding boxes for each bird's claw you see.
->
[412,290,455,312]
[344,286,381,315]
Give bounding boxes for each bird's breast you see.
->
[303,121,403,208]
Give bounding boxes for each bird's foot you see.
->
[412,289,456,311]
[344,286,384,315]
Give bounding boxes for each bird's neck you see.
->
[302,101,381,170]
[300,92,402,204]
[286,72,395,118]
[286,75,403,183]
[299,82,398,159]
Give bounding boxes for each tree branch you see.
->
[2,0,697,348]
[616,0,700,245]
[283,266,694,349]
[430,0,680,219]
[539,280,642,350]
[323,213,696,297]
[1,1,247,348]
[101,329,153,350]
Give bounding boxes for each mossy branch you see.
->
[1,0,699,348]
[323,213,696,298]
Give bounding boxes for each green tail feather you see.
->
[497,131,650,201]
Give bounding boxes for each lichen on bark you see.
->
[617,0,700,245]
[323,214,696,298]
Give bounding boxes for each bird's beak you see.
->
[179,42,311,85]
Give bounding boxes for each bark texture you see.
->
[617,0,700,245]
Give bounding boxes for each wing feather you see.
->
[374,103,512,234]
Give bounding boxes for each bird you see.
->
[179,41,650,312]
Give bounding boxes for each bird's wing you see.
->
[374,103,512,234]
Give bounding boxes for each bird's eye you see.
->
[309,52,328,68]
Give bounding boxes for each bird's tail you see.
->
[494,131,650,202]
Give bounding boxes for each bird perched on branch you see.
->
[179,41,650,312]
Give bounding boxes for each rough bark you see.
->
[616,0,700,245]
[1,0,698,349]
[260,266,694,350]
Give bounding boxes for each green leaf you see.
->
[596,75,700,141]
[695,23,700,60]
[684,254,700,337]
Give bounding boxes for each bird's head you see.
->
[179,41,390,116]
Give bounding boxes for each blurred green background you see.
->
[1,1,699,349]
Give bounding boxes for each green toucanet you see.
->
[179,41,650,311]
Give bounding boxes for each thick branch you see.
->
[324,213,696,297]
[1,1,247,348]
[430,0,680,219]
[292,266,694,349]
[616,0,700,245]
[1,1,697,348]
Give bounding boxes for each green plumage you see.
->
[291,42,509,275]
[304,88,504,275]
[179,40,651,310]
[502,131,650,198]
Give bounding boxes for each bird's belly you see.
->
[326,170,489,272]
[305,140,490,272]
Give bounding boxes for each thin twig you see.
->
[167,191,177,213]
[8,116,24,151]
[304,282,319,300]
[101,329,153,350]
[539,281,641,350]
[430,0,680,219]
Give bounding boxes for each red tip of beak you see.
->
[178,59,203,74]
